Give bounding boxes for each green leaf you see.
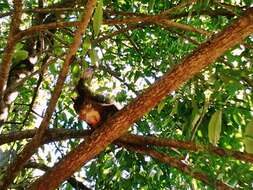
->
[191,112,200,130]
[157,100,166,114]
[93,0,103,36]
[66,183,72,190]
[208,110,222,145]
[89,49,99,66]
[72,63,80,75]
[116,90,127,102]
[49,63,58,75]
[243,119,253,153]
[15,42,24,50]
[13,50,29,62]
[82,38,91,54]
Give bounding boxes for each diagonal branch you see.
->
[29,8,253,190]
[121,143,233,190]
[1,129,253,164]
[156,18,212,36]
[15,21,80,41]
[0,0,97,189]
[0,0,23,109]
[119,133,253,164]
[14,10,213,43]
[104,15,211,36]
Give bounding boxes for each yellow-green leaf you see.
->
[13,50,29,62]
[93,0,103,36]
[244,119,253,153]
[208,110,222,145]
[82,38,91,55]
[243,137,253,154]
[157,100,166,114]
[89,49,98,67]
[72,63,80,75]
[191,113,200,130]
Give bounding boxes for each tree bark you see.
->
[29,8,253,190]
[0,0,97,189]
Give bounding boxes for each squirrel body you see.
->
[73,71,118,127]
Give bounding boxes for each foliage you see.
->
[0,0,253,189]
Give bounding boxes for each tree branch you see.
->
[0,0,87,18]
[29,7,253,190]
[0,0,97,189]
[119,133,253,164]
[0,0,23,113]
[104,15,211,36]
[12,7,234,45]
[15,21,80,41]
[1,129,253,164]
[121,143,233,190]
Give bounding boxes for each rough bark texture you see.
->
[29,8,253,190]
[0,0,97,189]
[1,129,253,164]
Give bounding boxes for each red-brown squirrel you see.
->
[72,68,118,127]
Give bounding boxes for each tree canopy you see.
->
[0,0,253,189]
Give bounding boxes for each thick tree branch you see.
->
[11,6,234,46]
[14,8,215,43]
[119,134,253,164]
[15,16,206,43]
[1,129,253,164]
[29,8,253,190]
[0,0,97,189]
[0,128,90,145]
